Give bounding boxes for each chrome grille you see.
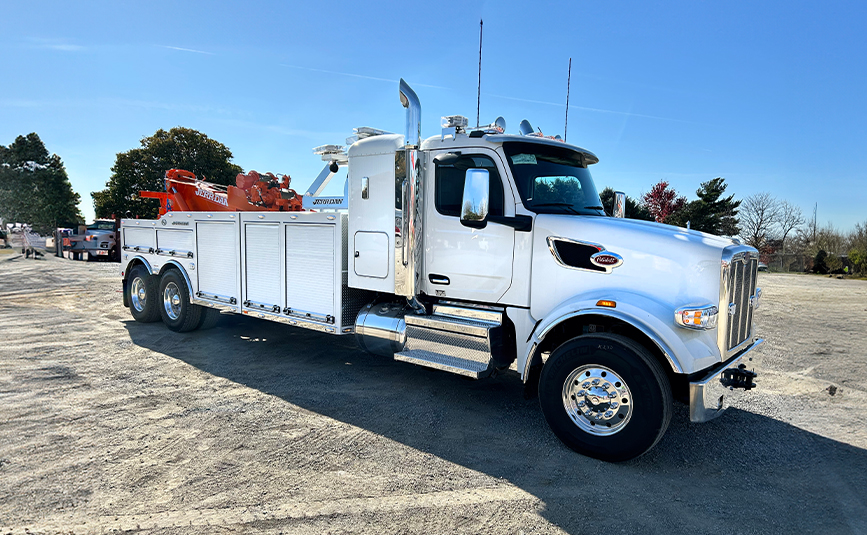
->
[721,250,758,354]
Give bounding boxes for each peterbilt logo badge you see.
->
[590,252,623,269]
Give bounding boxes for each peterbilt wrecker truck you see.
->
[120,79,762,461]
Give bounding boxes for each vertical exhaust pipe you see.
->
[396,79,424,313]
[399,78,421,146]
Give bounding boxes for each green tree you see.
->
[0,133,82,234]
[847,221,867,275]
[92,127,243,219]
[599,187,653,220]
[666,177,740,236]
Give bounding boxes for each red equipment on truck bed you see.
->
[141,169,305,216]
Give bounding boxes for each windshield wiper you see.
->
[530,202,580,215]
[584,205,604,210]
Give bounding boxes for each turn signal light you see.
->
[596,300,616,308]
[674,305,718,330]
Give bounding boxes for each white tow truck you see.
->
[120,80,762,461]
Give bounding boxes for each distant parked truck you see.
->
[119,79,763,461]
[64,219,119,261]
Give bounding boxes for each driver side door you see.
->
[422,149,515,303]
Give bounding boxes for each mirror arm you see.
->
[488,214,533,232]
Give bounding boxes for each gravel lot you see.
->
[1,253,866,534]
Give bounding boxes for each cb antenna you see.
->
[477,19,483,127]
[564,58,572,142]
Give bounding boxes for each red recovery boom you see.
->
[141,169,305,216]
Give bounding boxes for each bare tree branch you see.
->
[776,200,804,254]
[739,192,781,250]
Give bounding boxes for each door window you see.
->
[434,154,504,217]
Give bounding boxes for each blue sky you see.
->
[2,0,865,231]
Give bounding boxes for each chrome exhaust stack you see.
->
[399,78,421,147]
[395,80,425,313]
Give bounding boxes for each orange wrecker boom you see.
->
[141,169,305,217]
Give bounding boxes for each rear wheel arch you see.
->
[157,261,195,301]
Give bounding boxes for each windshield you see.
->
[503,142,604,216]
[87,222,115,231]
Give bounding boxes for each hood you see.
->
[530,214,732,317]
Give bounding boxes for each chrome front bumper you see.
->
[689,338,764,423]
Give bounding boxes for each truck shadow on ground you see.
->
[125,315,867,534]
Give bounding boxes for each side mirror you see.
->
[460,169,490,228]
[614,191,626,218]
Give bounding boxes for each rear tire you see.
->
[197,307,222,330]
[539,333,672,462]
[127,265,161,323]
[158,269,202,332]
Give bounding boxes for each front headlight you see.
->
[675,305,719,330]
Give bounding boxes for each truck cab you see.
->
[67,219,119,261]
[120,79,762,461]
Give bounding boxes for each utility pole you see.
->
[812,202,817,243]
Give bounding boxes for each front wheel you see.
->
[159,269,202,332]
[538,333,672,462]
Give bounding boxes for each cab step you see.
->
[394,349,491,378]
[394,304,503,379]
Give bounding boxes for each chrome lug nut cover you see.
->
[562,365,633,436]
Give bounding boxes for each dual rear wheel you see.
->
[126,266,221,331]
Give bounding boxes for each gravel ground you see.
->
[0,253,865,534]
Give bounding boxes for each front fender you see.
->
[521,290,722,380]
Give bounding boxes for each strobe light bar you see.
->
[345,126,393,146]
[312,144,348,164]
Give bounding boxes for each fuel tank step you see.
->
[394,350,491,378]
[394,305,504,379]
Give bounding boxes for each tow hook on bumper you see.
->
[689,338,763,423]
[721,365,757,390]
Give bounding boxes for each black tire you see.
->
[538,333,672,462]
[158,269,202,332]
[197,307,222,330]
[127,265,161,323]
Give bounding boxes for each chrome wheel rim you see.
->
[163,282,182,320]
[562,364,633,436]
[131,277,147,312]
